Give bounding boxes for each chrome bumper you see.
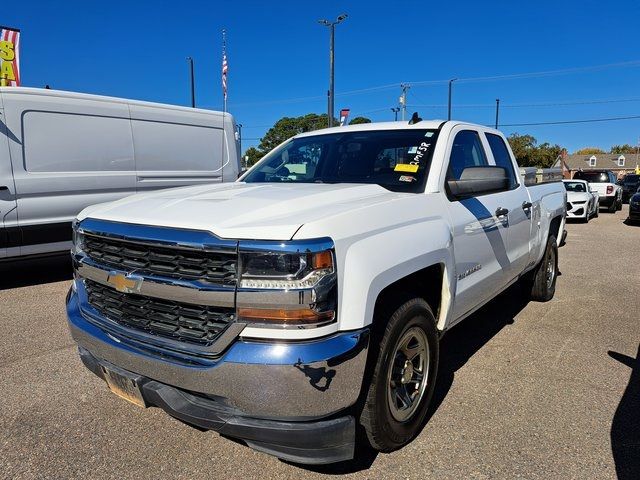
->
[67,289,370,420]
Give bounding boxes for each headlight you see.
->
[237,238,337,326]
[240,249,333,289]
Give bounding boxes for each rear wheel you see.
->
[359,297,439,452]
[522,234,558,302]
[608,200,617,213]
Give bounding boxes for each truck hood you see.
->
[78,182,402,240]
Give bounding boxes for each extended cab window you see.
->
[446,130,488,181]
[485,133,518,189]
[243,129,440,193]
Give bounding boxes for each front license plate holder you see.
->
[101,365,147,408]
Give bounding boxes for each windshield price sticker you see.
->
[395,163,419,173]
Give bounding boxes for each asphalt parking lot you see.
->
[1,207,638,480]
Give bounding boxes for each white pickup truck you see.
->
[66,120,566,464]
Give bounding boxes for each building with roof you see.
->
[555,153,640,179]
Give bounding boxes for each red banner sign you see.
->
[0,26,20,86]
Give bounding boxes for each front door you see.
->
[444,128,512,321]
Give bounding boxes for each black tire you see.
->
[526,234,558,302]
[594,205,599,218]
[617,198,623,211]
[608,200,617,213]
[359,297,439,452]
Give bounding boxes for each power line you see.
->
[497,114,640,127]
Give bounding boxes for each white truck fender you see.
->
[336,219,455,332]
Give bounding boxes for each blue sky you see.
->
[6,0,640,153]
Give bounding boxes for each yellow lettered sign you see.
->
[0,40,15,61]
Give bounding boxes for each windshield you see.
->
[573,171,609,183]
[243,129,440,193]
[564,181,586,192]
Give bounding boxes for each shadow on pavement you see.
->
[609,345,640,480]
[423,282,528,426]
[0,254,73,290]
[297,283,529,475]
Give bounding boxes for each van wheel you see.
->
[359,297,439,452]
[525,234,558,302]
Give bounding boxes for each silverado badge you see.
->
[106,272,143,294]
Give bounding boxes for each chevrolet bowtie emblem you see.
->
[106,272,143,294]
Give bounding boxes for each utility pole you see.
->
[391,107,400,121]
[186,57,196,108]
[318,14,348,127]
[495,98,500,129]
[237,124,243,160]
[399,83,410,121]
[447,78,457,121]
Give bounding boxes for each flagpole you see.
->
[222,29,227,113]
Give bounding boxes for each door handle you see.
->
[522,201,533,210]
[495,207,509,217]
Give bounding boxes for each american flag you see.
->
[222,52,228,99]
[0,26,20,86]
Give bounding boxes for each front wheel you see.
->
[359,297,439,452]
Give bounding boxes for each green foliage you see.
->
[258,113,335,153]
[507,133,564,168]
[243,147,264,168]
[610,144,637,154]
[348,116,372,125]
[244,113,372,168]
[574,147,605,155]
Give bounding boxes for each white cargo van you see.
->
[0,87,240,260]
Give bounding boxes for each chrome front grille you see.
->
[85,279,235,345]
[83,234,237,286]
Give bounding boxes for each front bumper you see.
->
[66,289,370,463]
[628,205,640,220]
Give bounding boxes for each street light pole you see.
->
[237,123,243,160]
[399,83,410,121]
[495,98,500,129]
[391,107,400,121]
[447,78,457,121]
[318,14,348,128]
[187,57,196,108]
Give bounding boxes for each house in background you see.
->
[555,153,640,179]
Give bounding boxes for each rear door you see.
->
[129,104,225,192]
[444,127,512,320]
[483,131,533,275]
[0,93,18,258]
[2,90,135,255]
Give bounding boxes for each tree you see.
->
[243,147,264,168]
[574,147,605,155]
[258,113,335,153]
[610,144,637,154]
[348,116,372,125]
[507,133,564,168]
[507,133,537,166]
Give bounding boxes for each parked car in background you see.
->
[622,174,640,202]
[627,188,640,223]
[563,179,599,222]
[0,87,240,261]
[572,170,622,213]
[67,120,566,464]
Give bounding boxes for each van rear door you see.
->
[0,92,18,259]
[2,89,136,256]
[129,104,229,191]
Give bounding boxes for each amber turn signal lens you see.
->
[238,307,335,324]
[312,250,333,270]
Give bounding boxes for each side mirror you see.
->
[447,166,510,198]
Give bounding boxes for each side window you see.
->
[485,133,518,189]
[446,130,488,181]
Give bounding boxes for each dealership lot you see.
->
[0,208,638,479]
